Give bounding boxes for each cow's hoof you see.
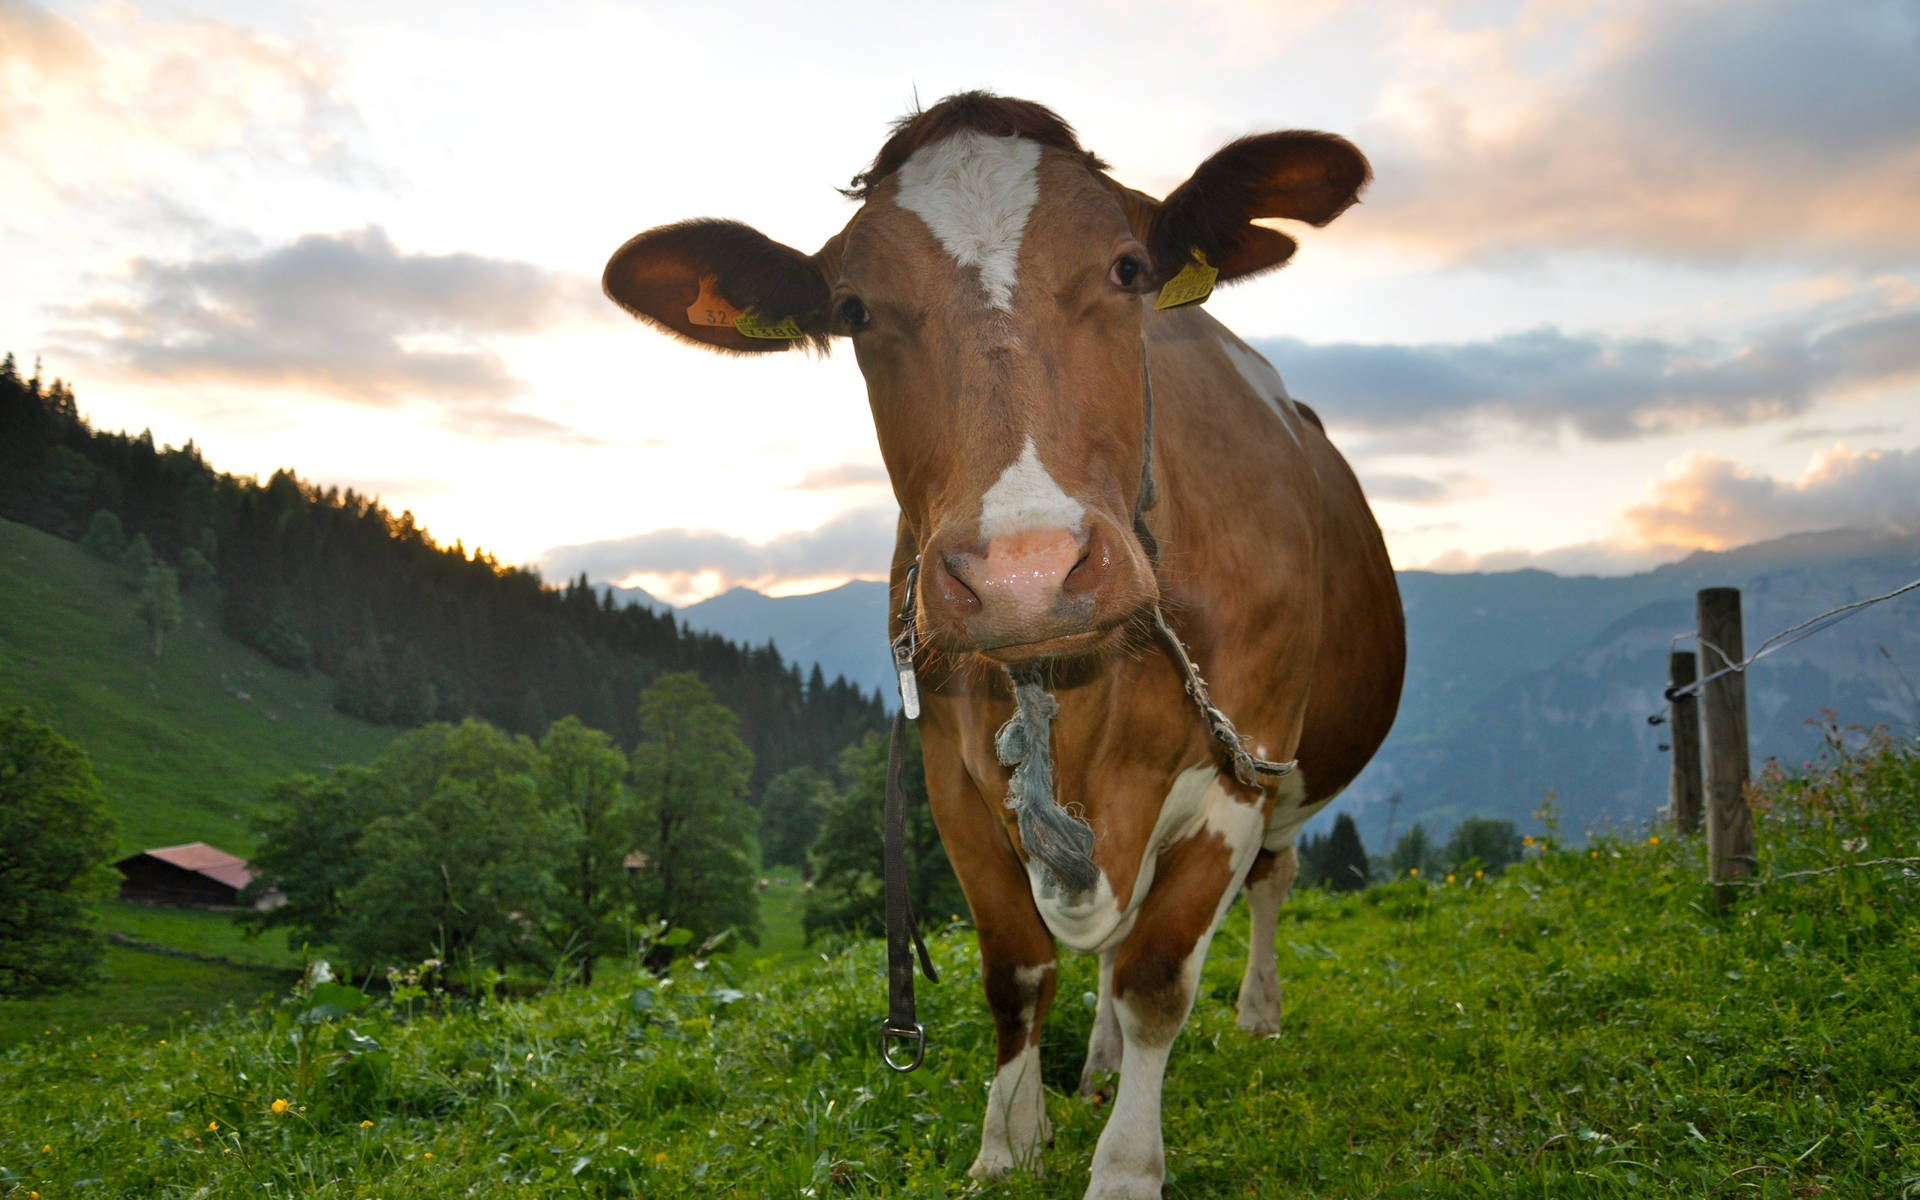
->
[1235,978,1282,1036]
[968,1153,1044,1182]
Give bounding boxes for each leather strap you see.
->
[880,709,939,1072]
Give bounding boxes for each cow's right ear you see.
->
[603,219,833,354]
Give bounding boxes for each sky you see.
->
[4,0,1917,605]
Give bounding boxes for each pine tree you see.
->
[1322,812,1371,892]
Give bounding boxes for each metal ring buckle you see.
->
[879,1021,926,1073]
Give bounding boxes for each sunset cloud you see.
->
[0,1,367,230]
[1358,0,1920,264]
[1624,444,1920,549]
[539,502,898,603]
[53,226,607,440]
[1256,306,1920,446]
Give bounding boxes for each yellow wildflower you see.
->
[361,1119,374,1129]
[1474,869,1484,879]
[1409,867,1420,877]
[41,1144,50,1153]
[654,1151,669,1166]
[424,1152,434,1161]
[271,1098,290,1114]
[1523,836,1534,847]
[1446,873,1456,884]
[208,1120,218,1132]
[1648,835,1660,846]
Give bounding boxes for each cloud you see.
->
[794,461,892,491]
[0,2,371,229]
[1362,471,1486,505]
[1418,540,1689,578]
[539,502,900,599]
[1256,307,1920,446]
[1623,444,1920,548]
[1358,0,1920,264]
[52,225,607,440]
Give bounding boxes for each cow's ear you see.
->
[1147,132,1370,286]
[603,219,833,354]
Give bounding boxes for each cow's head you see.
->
[604,93,1367,664]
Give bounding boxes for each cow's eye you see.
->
[1109,255,1145,290]
[838,295,871,330]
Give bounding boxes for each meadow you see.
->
[0,518,395,856]
[4,733,1916,1199]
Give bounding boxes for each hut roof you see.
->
[117,842,256,892]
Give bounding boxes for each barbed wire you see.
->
[1648,574,1920,726]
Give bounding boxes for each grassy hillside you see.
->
[0,516,395,855]
[3,734,1915,1198]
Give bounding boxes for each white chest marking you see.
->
[1027,763,1232,955]
[1218,335,1304,447]
[895,130,1041,312]
[979,436,1085,540]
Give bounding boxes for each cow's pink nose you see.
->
[921,522,1122,652]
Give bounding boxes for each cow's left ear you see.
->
[603,219,834,354]
[1146,132,1370,286]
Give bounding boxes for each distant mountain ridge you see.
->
[609,527,1920,845]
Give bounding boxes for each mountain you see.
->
[1341,528,1920,847]
[634,529,1920,847]
[675,583,893,702]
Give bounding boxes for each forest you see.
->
[0,355,888,794]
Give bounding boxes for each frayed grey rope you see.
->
[995,672,1100,896]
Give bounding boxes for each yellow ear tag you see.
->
[686,277,742,328]
[1153,250,1218,310]
[734,310,807,340]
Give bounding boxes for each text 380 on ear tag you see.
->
[1154,251,1218,310]
[734,311,806,340]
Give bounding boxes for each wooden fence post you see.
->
[1668,650,1702,836]
[1697,587,1755,903]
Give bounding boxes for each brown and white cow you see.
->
[604,92,1404,1200]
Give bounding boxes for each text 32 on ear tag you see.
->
[686,277,743,328]
[1153,251,1218,310]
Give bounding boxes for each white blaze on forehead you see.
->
[979,436,1085,540]
[895,130,1041,311]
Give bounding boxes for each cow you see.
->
[603,92,1404,1200]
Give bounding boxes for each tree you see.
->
[1442,817,1525,876]
[138,564,182,656]
[0,707,119,995]
[1301,812,1370,892]
[803,726,963,942]
[239,767,381,950]
[391,643,439,727]
[78,509,126,561]
[177,545,217,594]
[1389,823,1441,879]
[758,765,829,874]
[117,532,154,589]
[337,720,561,972]
[536,716,634,984]
[628,674,760,963]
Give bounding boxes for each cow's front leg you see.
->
[970,939,1058,1179]
[1235,844,1297,1035]
[1087,780,1266,1200]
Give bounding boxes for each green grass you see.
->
[3,732,1917,1197]
[95,901,306,971]
[0,945,294,1051]
[0,517,396,856]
